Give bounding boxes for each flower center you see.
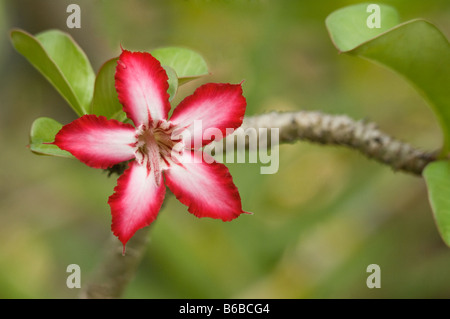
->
[134,120,183,183]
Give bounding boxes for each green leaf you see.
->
[151,47,209,85]
[10,29,95,116]
[423,161,450,246]
[163,65,179,102]
[91,57,127,121]
[326,3,400,52]
[326,4,450,155]
[29,117,73,158]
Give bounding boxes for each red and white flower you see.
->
[53,49,249,251]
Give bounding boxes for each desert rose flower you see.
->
[52,49,249,252]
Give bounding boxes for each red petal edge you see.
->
[108,161,166,252]
[164,151,249,222]
[115,49,171,126]
[169,82,247,148]
[53,115,136,169]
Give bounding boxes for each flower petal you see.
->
[115,50,171,126]
[109,161,166,248]
[170,83,247,148]
[53,115,136,169]
[164,150,248,221]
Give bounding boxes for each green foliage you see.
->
[163,65,179,102]
[29,117,74,158]
[10,30,209,151]
[90,57,126,121]
[424,161,450,246]
[326,3,450,156]
[10,29,95,116]
[327,3,450,247]
[326,3,400,52]
[151,46,209,85]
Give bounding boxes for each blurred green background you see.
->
[1,0,450,298]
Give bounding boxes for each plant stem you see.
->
[79,226,151,299]
[217,111,438,176]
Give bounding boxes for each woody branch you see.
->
[222,111,437,176]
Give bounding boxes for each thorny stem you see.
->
[220,111,438,176]
[83,110,439,299]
